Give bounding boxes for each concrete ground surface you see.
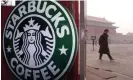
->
[86,44,133,80]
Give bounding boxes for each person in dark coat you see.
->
[98,29,114,60]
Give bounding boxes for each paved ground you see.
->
[86,44,133,80]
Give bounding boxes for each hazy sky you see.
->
[87,0,133,35]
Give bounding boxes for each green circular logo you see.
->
[3,1,78,80]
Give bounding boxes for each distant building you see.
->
[85,16,118,44]
[85,16,133,44]
[126,32,133,36]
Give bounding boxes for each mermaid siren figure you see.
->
[14,18,53,67]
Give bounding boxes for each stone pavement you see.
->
[86,44,133,80]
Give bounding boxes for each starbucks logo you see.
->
[3,1,78,80]
[14,17,55,68]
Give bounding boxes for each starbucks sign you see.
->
[3,1,78,80]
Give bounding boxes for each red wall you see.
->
[1,6,17,80]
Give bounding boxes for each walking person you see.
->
[98,29,114,61]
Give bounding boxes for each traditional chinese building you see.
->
[85,16,133,44]
[85,16,118,44]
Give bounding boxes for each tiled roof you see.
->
[86,16,114,24]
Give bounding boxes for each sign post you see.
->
[91,36,96,50]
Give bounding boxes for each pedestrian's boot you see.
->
[110,58,115,61]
